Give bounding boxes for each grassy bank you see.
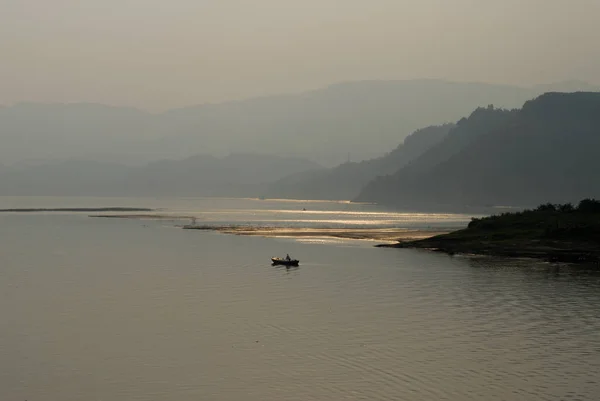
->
[380,199,600,264]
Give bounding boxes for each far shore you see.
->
[0,207,153,213]
[91,213,190,220]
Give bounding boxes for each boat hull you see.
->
[271,258,300,266]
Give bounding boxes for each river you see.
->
[0,197,599,400]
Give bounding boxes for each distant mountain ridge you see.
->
[356,92,600,210]
[1,79,597,167]
[266,124,454,200]
[0,153,320,197]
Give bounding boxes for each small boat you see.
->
[271,257,300,266]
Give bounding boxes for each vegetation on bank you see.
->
[384,199,600,264]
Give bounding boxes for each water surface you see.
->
[1,197,599,400]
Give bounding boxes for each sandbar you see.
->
[183,224,448,242]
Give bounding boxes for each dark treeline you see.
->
[386,199,600,263]
[468,199,600,242]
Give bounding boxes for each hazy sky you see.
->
[1,0,599,110]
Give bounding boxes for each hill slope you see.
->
[356,92,600,210]
[0,154,320,197]
[266,124,454,200]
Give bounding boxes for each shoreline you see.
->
[382,202,600,265]
[183,224,450,242]
[90,214,453,242]
[380,235,600,264]
[89,212,599,264]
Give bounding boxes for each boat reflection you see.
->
[271,263,300,272]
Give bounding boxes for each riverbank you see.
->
[379,235,600,263]
[380,200,600,264]
[184,225,449,242]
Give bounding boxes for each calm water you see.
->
[1,197,599,401]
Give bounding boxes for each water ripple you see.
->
[1,212,600,400]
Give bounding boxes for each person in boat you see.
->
[286,254,291,261]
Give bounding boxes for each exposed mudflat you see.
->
[91,211,454,243]
[184,224,448,242]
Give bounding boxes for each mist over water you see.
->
[1,198,599,400]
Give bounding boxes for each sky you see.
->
[1,0,599,110]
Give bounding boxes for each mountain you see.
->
[2,80,597,167]
[121,153,321,197]
[355,92,600,211]
[0,154,320,197]
[0,103,153,166]
[266,124,454,200]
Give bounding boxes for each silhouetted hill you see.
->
[356,92,600,210]
[2,80,596,167]
[266,124,454,200]
[0,154,320,197]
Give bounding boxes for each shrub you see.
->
[468,217,481,228]
[577,199,600,213]
[535,203,556,212]
[557,203,574,212]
